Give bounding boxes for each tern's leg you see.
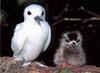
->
[22,58,32,66]
[22,62,32,66]
[34,62,48,67]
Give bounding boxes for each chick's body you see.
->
[54,31,86,67]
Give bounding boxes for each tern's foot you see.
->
[22,62,32,66]
[34,62,48,68]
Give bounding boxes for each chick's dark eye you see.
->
[76,39,80,42]
[41,11,44,16]
[65,39,70,42]
[27,11,31,15]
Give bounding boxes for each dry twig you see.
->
[52,17,100,26]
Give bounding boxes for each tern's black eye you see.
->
[41,11,44,16]
[27,11,31,15]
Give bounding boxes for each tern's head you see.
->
[24,4,46,22]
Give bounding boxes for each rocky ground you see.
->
[0,57,100,73]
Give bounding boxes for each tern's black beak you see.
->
[34,16,43,25]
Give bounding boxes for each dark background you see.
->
[1,0,100,67]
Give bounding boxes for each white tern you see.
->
[11,4,51,66]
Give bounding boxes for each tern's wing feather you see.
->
[43,25,51,52]
[14,23,23,32]
[11,36,26,56]
[11,23,27,56]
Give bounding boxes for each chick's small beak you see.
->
[71,42,76,48]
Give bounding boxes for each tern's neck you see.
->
[24,18,37,23]
[23,19,39,28]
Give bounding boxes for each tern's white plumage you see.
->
[11,4,51,66]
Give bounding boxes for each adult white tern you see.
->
[11,4,51,66]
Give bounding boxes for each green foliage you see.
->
[59,68,74,73]
[32,0,40,3]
